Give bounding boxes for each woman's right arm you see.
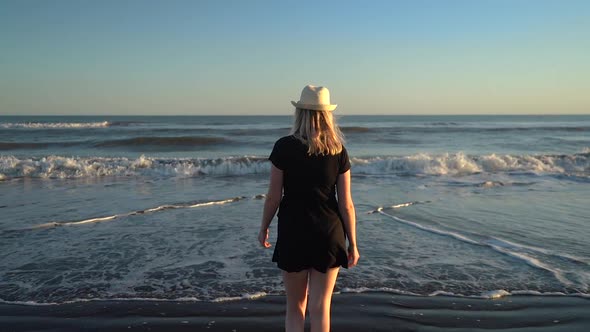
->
[258,164,283,248]
[337,170,359,267]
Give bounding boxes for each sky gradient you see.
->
[1,0,589,115]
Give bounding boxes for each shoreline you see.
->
[1,292,589,331]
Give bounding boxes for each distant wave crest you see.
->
[0,121,112,129]
[94,136,229,147]
[0,142,78,150]
[0,152,588,180]
[340,126,374,133]
[0,136,231,151]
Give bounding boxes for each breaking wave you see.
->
[0,155,269,180]
[352,152,589,177]
[0,152,588,180]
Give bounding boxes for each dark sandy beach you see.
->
[1,293,588,332]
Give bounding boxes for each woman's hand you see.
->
[347,245,360,268]
[258,228,271,248]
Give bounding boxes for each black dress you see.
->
[269,135,351,273]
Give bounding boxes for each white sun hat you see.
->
[291,85,337,111]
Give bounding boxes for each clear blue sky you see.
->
[1,0,589,115]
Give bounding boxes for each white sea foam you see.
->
[479,290,511,299]
[377,211,578,287]
[30,196,249,229]
[211,292,268,303]
[339,287,421,296]
[488,236,590,265]
[0,155,271,179]
[510,290,590,298]
[0,121,111,129]
[339,287,589,299]
[2,288,588,306]
[0,296,202,306]
[428,290,463,297]
[351,152,589,176]
[2,152,587,180]
[479,181,504,188]
[488,245,573,286]
[367,201,431,214]
[378,211,480,245]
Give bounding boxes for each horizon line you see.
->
[2,113,589,117]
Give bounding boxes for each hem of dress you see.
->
[273,261,348,274]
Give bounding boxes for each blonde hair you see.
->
[290,108,345,156]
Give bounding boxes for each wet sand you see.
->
[1,292,589,331]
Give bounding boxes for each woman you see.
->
[258,85,359,332]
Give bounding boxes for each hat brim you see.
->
[291,101,337,111]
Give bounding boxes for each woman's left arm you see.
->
[258,164,283,248]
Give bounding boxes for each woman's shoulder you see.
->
[275,135,294,142]
[274,135,299,147]
[340,144,349,155]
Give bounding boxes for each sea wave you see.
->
[93,136,230,148]
[1,152,588,180]
[339,287,590,299]
[27,196,260,230]
[0,136,231,151]
[395,125,590,133]
[0,155,270,180]
[352,152,590,177]
[1,288,588,306]
[0,121,112,129]
[340,126,375,133]
[0,141,81,150]
[366,201,431,213]
[376,210,589,288]
[336,124,590,134]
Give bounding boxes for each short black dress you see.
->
[269,135,351,273]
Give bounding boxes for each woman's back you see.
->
[270,135,350,202]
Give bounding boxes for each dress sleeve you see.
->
[269,138,286,170]
[338,146,351,174]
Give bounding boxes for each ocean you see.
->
[0,115,589,305]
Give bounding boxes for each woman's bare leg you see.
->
[307,267,339,332]
[282,269,309,332]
